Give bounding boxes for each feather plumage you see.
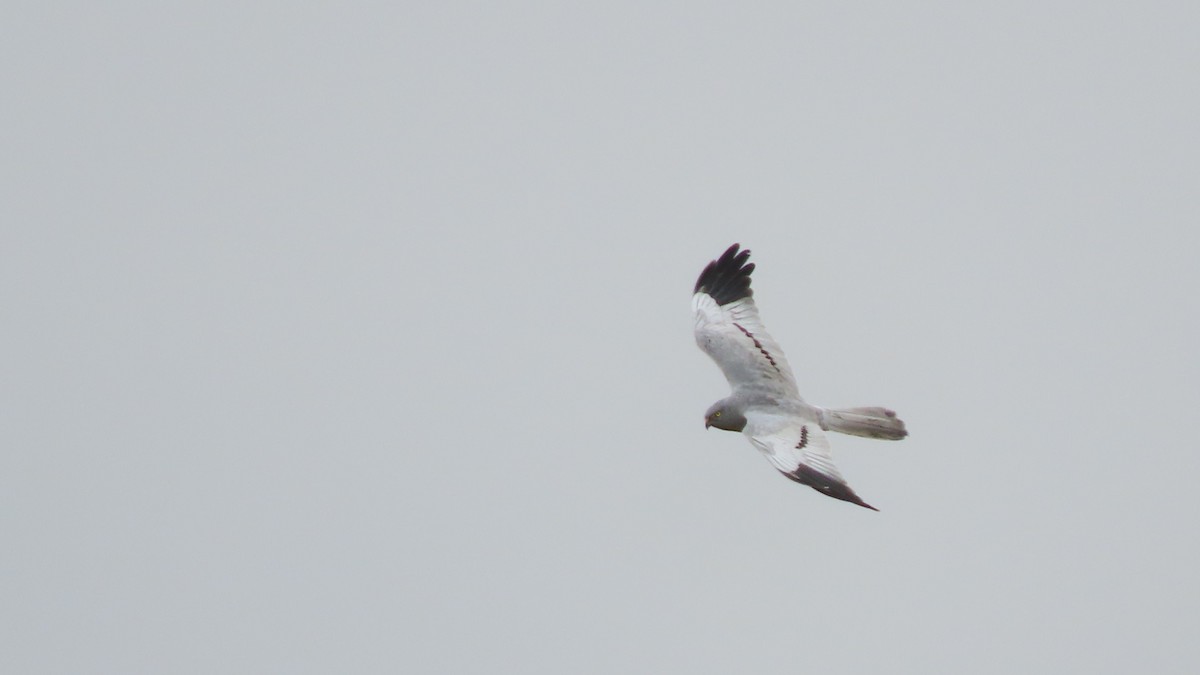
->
[693,244,907,510]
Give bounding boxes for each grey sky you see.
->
[4,2,1199,673]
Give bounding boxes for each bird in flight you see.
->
[693,244,907,510]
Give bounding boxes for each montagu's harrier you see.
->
[693,244,907,510]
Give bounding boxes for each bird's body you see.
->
[693,244,907,511]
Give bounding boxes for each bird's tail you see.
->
[819,407,907,440]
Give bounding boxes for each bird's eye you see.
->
[713,411,722,417]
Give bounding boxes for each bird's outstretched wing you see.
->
[746,414,878,511]
[692,244,800,398]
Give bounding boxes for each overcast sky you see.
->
[4,2,1199,674]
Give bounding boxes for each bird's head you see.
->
[704,400,746,432]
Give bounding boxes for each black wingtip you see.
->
[694,243,755,305]
[780,466,880,512]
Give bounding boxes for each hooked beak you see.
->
[704,418,711,429]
